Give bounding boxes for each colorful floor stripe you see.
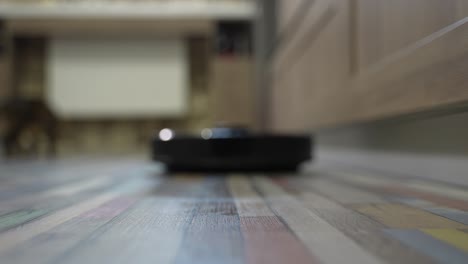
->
[2,160,468,264]
[174,178,244,264]
[422,229,468,252]
[228,176,317,264]
[253,176,384,264]
[428,208,468,225]
[0,209,48,232]
[384,229,468,264]
[355,204,467,229]
[284,179,437,264]
[0,176,158,255]
[2,197,137,264]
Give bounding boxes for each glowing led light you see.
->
[159,128,174,141]
[201,128,213,140]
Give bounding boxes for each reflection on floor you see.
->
[1,159,468,264]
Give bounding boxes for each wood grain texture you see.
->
[228,176,318,264]
[253,176,384,264]
[174,178,244,264]
[296,176,386,204]
[0,175,157,255]
[56,198,187,264]
[375,185,468,212]
[0,209,48,231]
[384,229,468,264]
[227,176,275,217]
[427,208,468,226]
[2,159,468,263]
[285,180,437,264]
[405,181,468,202]
[0,176,116,213]
[325,168,468,212]
[271,0,468,130]
[271,0,349,131]
[423,229,468,252]
[391,196,468,226]
[276,0,307,35]
[51,178,206,264]
[2,197,137,264]
[210,57,255,128]
[355,204,467,229]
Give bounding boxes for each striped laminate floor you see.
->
[1,159,468,264]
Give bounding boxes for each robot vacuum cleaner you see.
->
[152,127,312,172]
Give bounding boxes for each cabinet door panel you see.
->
[272,0,468,131]
[276,0,306,34]
[272,0,350,131]
[353,0,468,124]
[356,0,463,70]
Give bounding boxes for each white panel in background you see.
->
[47,38,188,119]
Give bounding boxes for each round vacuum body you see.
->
[152,128,313,172]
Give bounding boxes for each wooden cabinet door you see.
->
[352,0,468,123]
[271,0,351,131]
[211,57,255,128]
[276,0,305,34]
[271,0,468,131]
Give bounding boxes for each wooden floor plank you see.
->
[228,176,319,264]
[0,176,119,217]
[406,181,468,202]
[328,169,468,212]
[375,185,468,211]
[227,176,276,217]
[0,209,49,232]
[355,204,467,229]
[384,229,468,264]
[253,176,384,264]
[18,176,114,203]
[284,179,438,264]
[295,176,386,204]
[48,177,205,264]
[427,209,468,225]
[1,197,137,264]
[317,169,396,187]
[174,177,244,264]
[390,197,468,225]
[54,198,190,264]
[423,229,468,252]
[0,176,158,255]
[327,168,468,203]
[0,161,136,202]
[0,176,130,233]
[2,159,468,264]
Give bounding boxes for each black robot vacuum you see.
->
[152,127,312,172]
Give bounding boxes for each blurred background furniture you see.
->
[0,0,256,157]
